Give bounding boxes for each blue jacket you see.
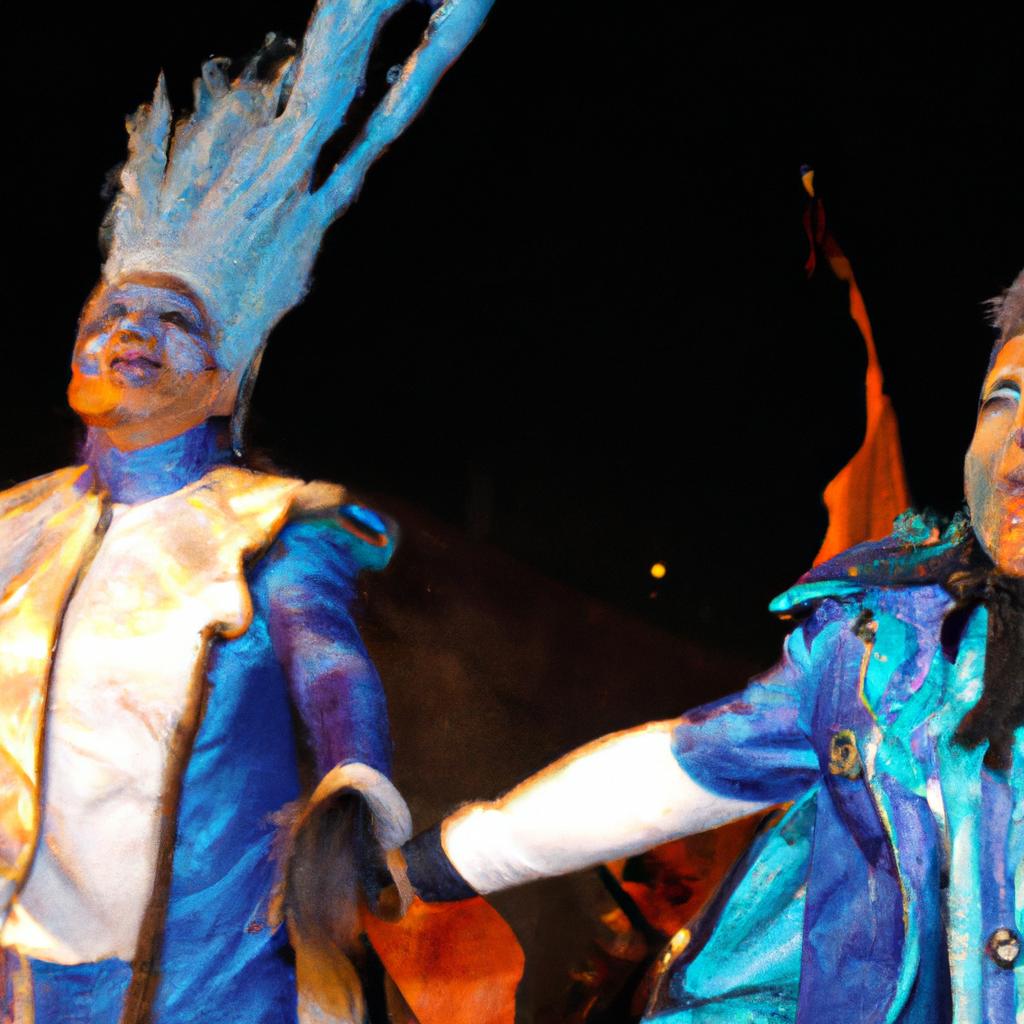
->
[661,529,1022,1023]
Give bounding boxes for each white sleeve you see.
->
[440,718,770,895]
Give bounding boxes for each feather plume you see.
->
[102,0,493,377]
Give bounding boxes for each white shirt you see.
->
[2,494,248,963]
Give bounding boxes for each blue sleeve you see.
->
[250,517,393,779]
[671,599,847,804]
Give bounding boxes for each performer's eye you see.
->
[983,382,1021,409]
[104,303,129,323]
[159,310,195,332]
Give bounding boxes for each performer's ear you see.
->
[225,349,267,455]
[211,369,241,418]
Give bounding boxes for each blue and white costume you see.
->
[0,0,495,1017]
[0,424,405,1023]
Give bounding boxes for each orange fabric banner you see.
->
[363,896,524,1024]
[801,168,910,565]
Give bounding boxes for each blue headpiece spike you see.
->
[103,0,494,383]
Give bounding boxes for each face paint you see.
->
[964,335,1024,576]
[68,273,235,451]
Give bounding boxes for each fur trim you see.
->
[269,765,413,1024]
[307,763,412,850]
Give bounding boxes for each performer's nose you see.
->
[110,314,156,349]
[112,325,148,344]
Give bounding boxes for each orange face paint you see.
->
[964,336,1024,576]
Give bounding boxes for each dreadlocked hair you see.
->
[946,535,1024,771]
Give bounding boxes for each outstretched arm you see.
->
[427,720,770,896]
[405,600,841,901]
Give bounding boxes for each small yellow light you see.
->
[650,562,667,580]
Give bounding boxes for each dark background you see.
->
[4,3,1022,1018]
[5,4,1021,663]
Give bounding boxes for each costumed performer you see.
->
[0,1,493,1022]
[401,270,1024,1023]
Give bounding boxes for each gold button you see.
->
[987,928,1021,969]
[828,730,862,780]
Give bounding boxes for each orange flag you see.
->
[801,168,910,565]
[364,896,524,1024]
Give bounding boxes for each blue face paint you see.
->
[74,281,215,381]
[69,277,234,452]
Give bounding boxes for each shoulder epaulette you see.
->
[330,502,397,572]
[770,511,971,618]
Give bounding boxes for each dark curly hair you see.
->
[986,269,1024,367]
[945,536,1024,771]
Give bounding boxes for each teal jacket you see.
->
[663,523,1022,1023]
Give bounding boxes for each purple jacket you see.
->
[665,528,1021,1023]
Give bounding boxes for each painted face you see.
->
[964,335,1024,576]
[69,274,234,450]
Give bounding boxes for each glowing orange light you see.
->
[650,562,667,580]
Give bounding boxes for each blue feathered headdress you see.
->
[102,0,492,383]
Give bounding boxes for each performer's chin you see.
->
[995,501,1024,576]
[67,374,122,422]
[982,492,1024,576]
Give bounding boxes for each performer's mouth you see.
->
[110,353,163,381]
[1003,468,1024,496]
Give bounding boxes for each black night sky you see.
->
[4,3,1022,668]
